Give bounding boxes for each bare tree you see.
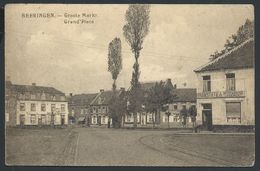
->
[108,37,122,128]
[123,4,150,128]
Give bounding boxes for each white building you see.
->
[194,39,254,130]
[6,81,69,126]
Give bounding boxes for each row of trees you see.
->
[107,5,151,128]
[106,5,198,129]
[209,19,254,61]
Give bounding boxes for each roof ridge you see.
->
[194,38,254,72]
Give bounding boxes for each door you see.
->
[38,116,42,125]
[97,116,101,126]
[202,110,212,130]
[61,115,65,126]
[20,115,25,126]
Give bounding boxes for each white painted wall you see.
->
[16,100,69,125]
[196,68,254,125]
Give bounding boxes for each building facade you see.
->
[194,39,254,130]
[5,81,69,126]
[161,88,197,127]
[67,93,97,124]
[89,88,125,126]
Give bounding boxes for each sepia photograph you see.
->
[5,4,255,166]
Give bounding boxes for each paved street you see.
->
[6,128,255,166]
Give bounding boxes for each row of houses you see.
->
[5,38,254,130]
[68,79,196,127]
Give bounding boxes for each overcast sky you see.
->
[5,4,254,95]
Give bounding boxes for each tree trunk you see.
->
[133,112,137,128]
[132,51,140,129]
[168,115,170,128]
[152,112,155,129]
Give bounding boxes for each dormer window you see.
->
[51,95,56,101]
[41,93,46,100]
[19,93,25,99]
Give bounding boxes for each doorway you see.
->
[61,115,65,126]
[20,115,25,126]
[97,116,101,126]
[202,104,212,130]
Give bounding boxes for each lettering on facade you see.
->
[197,91,245,99]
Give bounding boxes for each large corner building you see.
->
[194,39,254,130]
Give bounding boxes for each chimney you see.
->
[120,87,125,92]
[32,83,36,86]
[100,89,104,93]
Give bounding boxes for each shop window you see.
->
[41,104,46,111]
[31,103,36,111]
[226,73,236,91]
[226,102,241,123]
[20,103,25,111]
[203,75,211,92]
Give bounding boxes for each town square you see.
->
[4,4,255,166]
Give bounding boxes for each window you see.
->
[41,104,46,111]
[31,103,36,111]
[51,104,56,112]
[30,114,36,124]
[173,105,177,110]
[92,116,97,124]
[148,114,153,123]
[41,115,46,125]
[20,103,25,111]
[61,104,65,112]
[203,75,211,92]
[102,116,106,124]
[226,73,236,91]
[226,102,241,123]
[6,112,9,122]
[102,106,106,113]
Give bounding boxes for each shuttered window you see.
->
[226,102,241,123]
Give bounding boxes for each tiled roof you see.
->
[194,39,254,72]
[172,88,197,102]
[140,79,174,91]
[11,84,65,95]
[90,90,121,106]
[69,93,98,106]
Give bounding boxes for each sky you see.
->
[5,4,254,95]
